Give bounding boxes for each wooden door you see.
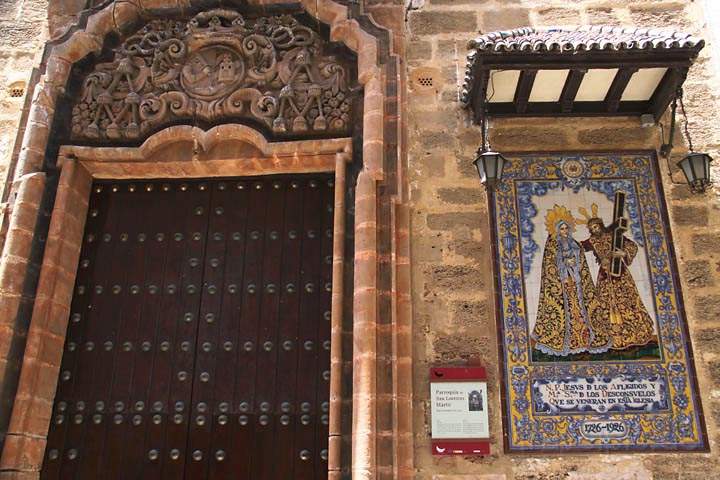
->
[41,175,334,480]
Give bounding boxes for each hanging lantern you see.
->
[677,152,713,193]
[473,148,507,189]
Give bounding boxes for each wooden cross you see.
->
[610,191,628,278]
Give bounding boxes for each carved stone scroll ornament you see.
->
[70,10,352,141]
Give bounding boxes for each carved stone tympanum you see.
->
[71,10,353,141]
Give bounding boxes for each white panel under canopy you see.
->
[621,68,668,101]
[487,70,520,102]
[575,69,618,101]
[528,69,569,102]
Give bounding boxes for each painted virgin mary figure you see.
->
[531,205,611,356]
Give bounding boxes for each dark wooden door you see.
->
[41,175,334,480]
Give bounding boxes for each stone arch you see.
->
[0,1,412,478]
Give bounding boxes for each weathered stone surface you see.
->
[450,300,489,328]
[412,234,444,263]
[431,333,494,362]
[577,126,653,145]
[692,233,718,256]
[708,360,720,387]
[629,4,691,29]
[423,264,484,292]
[694,328,720,351]
[586,7,619,24]
[481,8,529,32]
[408,11,478,35]
[411,109,458,128]
[711,400,720,430]
[672,205,710,227]
[426,212,481,230]
[0,0,48,200]
[436,187,482,205]
[407,40,432,62]
[694,294,720,321]
[418,131,456,150]
[441,66,457,84]
[433,475,507,480]
[447,237,484,259]
[429,0,491,5]
[536,7,581,25]
[437,39,463,57]
[413,153,446,177]
[456,154,477,178]
[685,260,714,287]
[670,183,694,201]
[493,127,568,148]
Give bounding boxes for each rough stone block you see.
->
[586,7,619,24]
[536,7,581,25]
[629,4,691,29]
[429,0,491,4]
[711,400,720,431]
[426,212,481,230]
[437,187,482,205]
[432,476,506,480]
[408,11,478,35]
[448,237,484,260]
[437,38,476,59]
[0,256,29,295]
[441,65,457,84]
[670,183,694,201]
[431,333,495,363]
[417,131,455,150]
[411,109,457,129]
[457,128,484,147]
[0,469,40,479]
[694,294,720,321]
[493,127,568,149]
[481,8,529,32]
[708,360,720,387]
[672,205,709,227]
[407,40,432,62]
[412,234,443,263]
[455,154,477,178]
[450,300,489,329]
[411,153,446,177]
[0,434,46,472]
[423,264,483,292]
[691,233,718,256]
[694,328,720,351]
[685,260,714,287]
[577,126,652,146]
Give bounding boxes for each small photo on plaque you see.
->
[468,390,483,412]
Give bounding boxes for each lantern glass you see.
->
[677,152,713,192]
[473,150,507,189]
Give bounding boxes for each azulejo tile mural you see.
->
[490,152,708,452]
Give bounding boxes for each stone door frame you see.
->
[0,1,413,478]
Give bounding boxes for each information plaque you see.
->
[430,367,490,455]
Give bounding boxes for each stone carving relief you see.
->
[71,10,353,141]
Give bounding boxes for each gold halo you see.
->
[544,205,576,237]
[576,203,599,225]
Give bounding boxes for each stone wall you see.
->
[407,0,720,479]
[0,0,48,199]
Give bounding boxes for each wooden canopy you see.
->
[461,26,704,123]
